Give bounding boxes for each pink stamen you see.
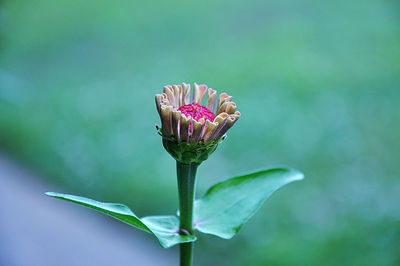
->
[178,104,215,135]
[178,104,215,122]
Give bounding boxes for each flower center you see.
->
[178,104,215,121]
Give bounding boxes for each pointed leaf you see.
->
[46,192,196,248]
[193,167,304,239]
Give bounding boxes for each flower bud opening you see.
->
[155,82,240,164]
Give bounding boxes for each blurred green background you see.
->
[1,0,400,265]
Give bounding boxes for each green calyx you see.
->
[157,126,224,165]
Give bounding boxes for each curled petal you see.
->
[217,101,236,115]
[213,112,229,124]
[211,113,229,141]
[160,93,170,106]
[213,112,240,141]
[227,114,240,127]
[160,105,173,137]
[206,88,217,113]
[155,94,163,115]
[193,83,207,105]
[182,83,191,106]
[180,114,191,142]
[189,118,205,144]
[226,102,237,114]
[217,93,232,111]
[162,99,170,106]
[171,110,181,141]
[203,120,219,144]
[231,111,241,119]
[173,85,182,107]
[163,86,174,105]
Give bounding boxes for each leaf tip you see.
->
[45,192,57,197]
[293,170,305,181]
[279,167,304,182]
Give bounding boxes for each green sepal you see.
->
[157,125,224,165]
[45,192,196,248]
[193,167,304,239]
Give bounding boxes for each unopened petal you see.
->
[206,88,217,113]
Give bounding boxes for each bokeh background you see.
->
[1,0,400,265]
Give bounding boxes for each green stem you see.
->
[177,161,199,266]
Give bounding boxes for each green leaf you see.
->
[193,167,304,239]
[45,192,196,248]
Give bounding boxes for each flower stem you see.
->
[176,161,198,266]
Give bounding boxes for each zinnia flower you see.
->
[155,83,240,145]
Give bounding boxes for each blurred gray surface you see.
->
[0,154,176,266]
